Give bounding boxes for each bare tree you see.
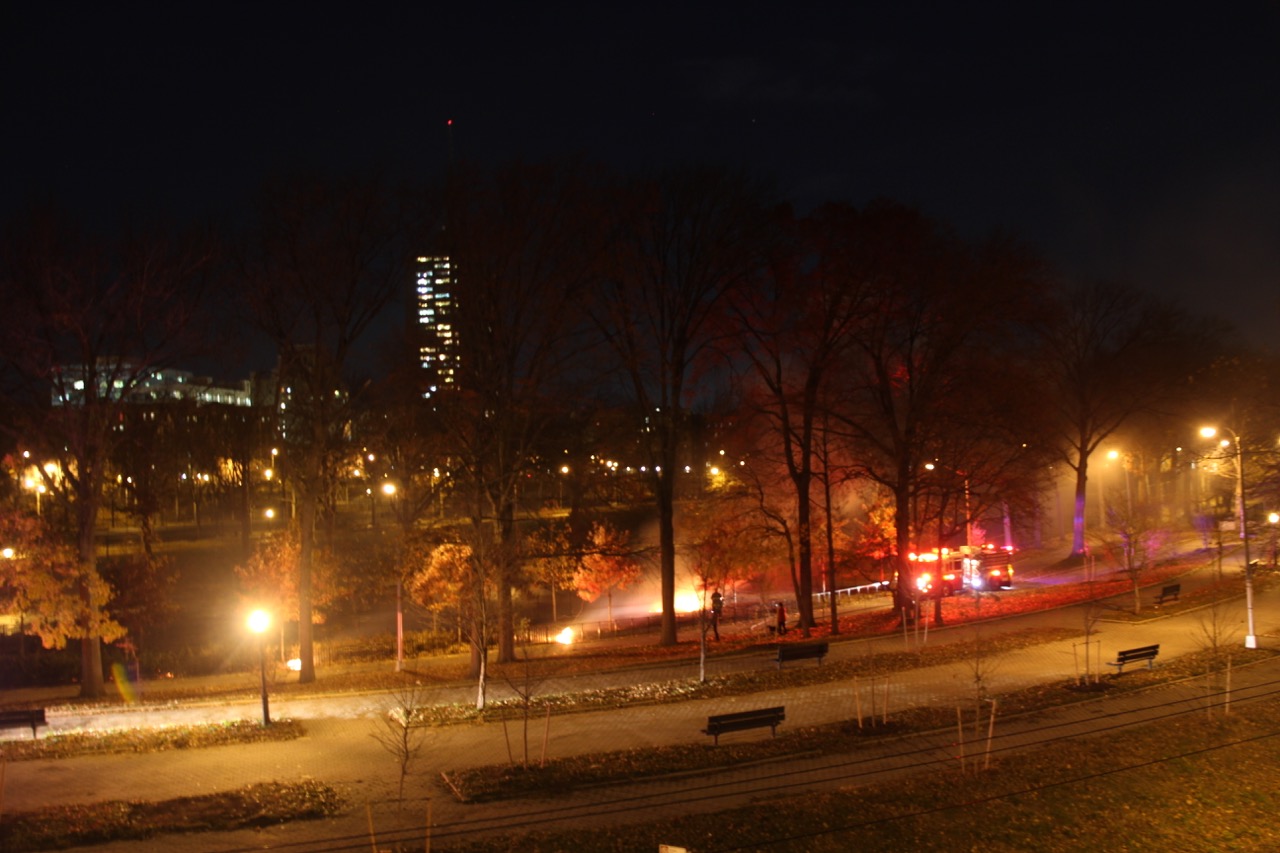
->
[433,159,605,663]
[241,172,411,683]
[592,165,775,645]
[502,647,554,768]
[732,203,876,634]
[1195,596,1240,716]
[826,203,1046,615]
[0,209,213,696]
[1094,500,1172,615]
[370,685,432,805]
[1032,280,1216,559]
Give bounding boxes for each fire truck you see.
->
[906,544,1015,598]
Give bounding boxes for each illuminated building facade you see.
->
[51,360,254,406]
[415,255,457,397]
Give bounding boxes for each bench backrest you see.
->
[779,643,828,657]
[0,709,45,723]
[709,706,784,724]
[1118,645,1159,660]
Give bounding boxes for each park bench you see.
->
[0,708,47,738]
[701,706,785,745]
[1155,584,1181,606]
[1107,644,1160,674]
[775,642,829,669]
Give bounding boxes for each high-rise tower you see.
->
[415,256,457,397]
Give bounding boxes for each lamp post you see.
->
[247,609,272,726]
[22,476,45,516]
[1201,426,1255,648]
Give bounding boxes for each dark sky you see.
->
[6,3,1280,350]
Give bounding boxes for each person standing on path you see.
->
[710,590,724,640]
[775,601,787,636]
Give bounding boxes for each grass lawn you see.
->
[443,686,1280,852]
[0,781,342,853]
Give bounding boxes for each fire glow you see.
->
[651,590,704,614]
[554,627,575,645]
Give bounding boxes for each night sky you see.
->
[6,4,1280,350]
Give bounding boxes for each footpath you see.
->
[3,549,1278,852]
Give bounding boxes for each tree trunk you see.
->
[497,502,516,663]
[475,649,487,711]
[795,476,814,636]
[894,481,915,617]
[78,485,106,698]
[297,488,316,684]
[657,472,678,646]
[1071,461,1089,557]
[824,463,839,635]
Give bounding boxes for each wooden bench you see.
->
[1107,644,1160,674]
[776,642,829,669]
[1155,584,1181,606]
[701,706,785,745]
[0,708,47,738]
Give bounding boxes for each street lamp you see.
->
[1201,426,1255,648]
[247,609,272,726]
[22,476,46,516]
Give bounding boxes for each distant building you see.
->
[415,255,457,398]
[51,360,254,407]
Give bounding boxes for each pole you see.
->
[1236,435,1256,649]
[258,638,271,726]
[964,478,972,548]
[396,580,404,672]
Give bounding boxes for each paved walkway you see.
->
[3,549,1276,852]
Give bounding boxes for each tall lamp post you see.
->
[1201,426,1255,648]
[247,609,272,725]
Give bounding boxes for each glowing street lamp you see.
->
[247,609,272,726]
[1270,512,1279,568]
[22,476,46,516]
[1201,426,1255,648]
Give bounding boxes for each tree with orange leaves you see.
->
[572,522,640,630]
